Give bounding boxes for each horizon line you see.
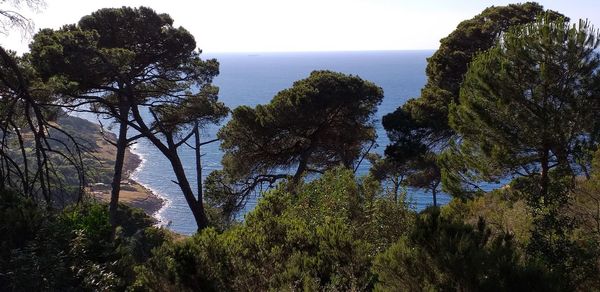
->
[201,48,437,54]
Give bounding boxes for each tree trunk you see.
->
[194,122,203,201]
[292,149,311,186]
[168,149,209,231]
[109,104,130,228]
[540,147,550,200]
[581,163,591,180]
[430,177,440,207]
[292,160,307,185]
[128,105,209,231]
[393,178,401,203]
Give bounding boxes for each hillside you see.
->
[56,113,164,216]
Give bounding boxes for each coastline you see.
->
[126,143,169,224]
[68,114,166,219]
[120,146,165,217]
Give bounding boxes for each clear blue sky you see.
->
[1,0,599,53]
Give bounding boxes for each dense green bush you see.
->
[133,168,414,291]
[0,190,169,291]
[3,164,600,291]
[4,162,600,291]
[132,166,600,291]
[373,207,556,291]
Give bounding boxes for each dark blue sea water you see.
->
[128,50,451,235]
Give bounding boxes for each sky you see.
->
[1,0,599,54]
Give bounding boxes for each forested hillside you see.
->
[1,2,599,291]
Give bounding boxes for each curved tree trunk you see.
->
[167,148,209,231]
[128,106,209,231]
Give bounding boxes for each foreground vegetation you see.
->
[2,157,600,290]
[1,1,600,291]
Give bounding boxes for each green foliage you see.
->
[6,3,600,291]
[153,85,229,133]
[445,16,600,289]
[61,203,112,242]
[443,189,533,247]
[30,6,210,92]
[381,3,564,201]
[573,149,600,236]
[207,70,384,220]
[131,228,230,292]
[512,172,600,289]
[0,190,44,253]
[28,6,224,230]
[427,2,563,98]
[373,207,555,292]
[449,16,600,195]
[220,70,383,178]
[384,2,563,148]
[439,139,504,198]
[568,150,600,289]
[135,168,413,291]
[3,169,599,291]
[28,5,223,146]
[0,191,167,291]
[203,169,245,226]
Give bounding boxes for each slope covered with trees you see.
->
[1,2,600,291]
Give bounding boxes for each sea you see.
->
[126,50,451,235]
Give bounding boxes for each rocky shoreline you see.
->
[119,147,165,216]
[64,114,166,218]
